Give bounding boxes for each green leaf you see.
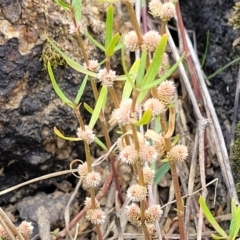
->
[199,196,228,238]
[230,203,240,239]
[72,0,82,22]
[105,5,114,49]
[211,234,228,239]
[139,54,184,92]
[89,86,108,128]
[140,34,168,88]
[54,127,81,141]
[74,75,88,104]
[83,102,94,114]
[161,158,169,163]
[114,42,123,52]
[54,0,72,11]
[47,62,74,107]
[154,162,170,184]
[229,199,237,238]
[132,109,152,126]
[136,50,147,88]
[106,33,120,57]
[172,134,179,146]
[94,137,107,151]
[47,37,97,77]
[154,115,161,133]
[122,58,140,100]
[84,31,106,51]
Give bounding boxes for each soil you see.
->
[0,0,239,239]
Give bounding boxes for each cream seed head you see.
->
[85,171,102,188]
[168,145,188,163]
[143,166,155,185]
[145,204,163,223]
[86,209,106,225]
[157,80,176,105]
[83,59,99,72]
[119,144,138,164]
[18,221,34,238]
[76,125,95,145]
[160,2,176,21]
[144,98,166,116]
[84,197,100,210]
[139,142,158,163]
[124,30,140,51]
[147,224,157,239]
[97,68,117,88]
[149,0,162,18]
[69,21,85,34]
[142,30,161,52]
[125,203,141,227]
[78,162,88,177]
[153,134,166,158]
[127,184,147,201]
[110,98,137,126]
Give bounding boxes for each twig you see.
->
[184,21,239,204]
[230,64,240,156]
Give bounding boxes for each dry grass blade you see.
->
[184,27,239,204]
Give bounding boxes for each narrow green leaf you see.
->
[54,0,72,11]
[74,75,88,104]
[161,158,169,163]
[54,127,81,141]
[140,34,168,88]
[137,55,183,103]
[47,37,97,77]
[84,31,106,51]
[106,33,120,57]
[154,162,170,184]
[122,59,140,100]
[136,50,147,87]
[141,55,184,91]
[84,102,94,114]
[154,115,161,133]
[229,199,237,238]
[114,42,123,51]
[105,5,114,49]
[199,196,228,238]
[231,204,240,239]
[172,134,179,146]
[72,0,82,22]
[132,109,152,126]
[211,234,228,239]
[89,86,108,128]
[47,62,73,107]
[94,137,107,151]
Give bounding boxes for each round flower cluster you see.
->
[86,208,106,225]
[144,98,166,117]
[124,30,161,52]
[83,59,99,72]
[168,144,188,163]
[157,80,176,105]
[110,98,138,126]
[139,142,158,163]
[145,204,163,224]
[142,30,161,52]
[76,125,95,145]
[125,203,141,227]
[85,171,102,188]
[127,184,147,201]
[149,0,176,21]
[97,68,117,88]
[119,144,138,164]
